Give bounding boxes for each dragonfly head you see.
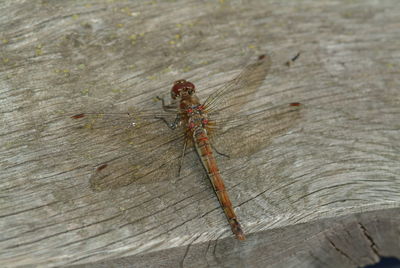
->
[171,79,195,99]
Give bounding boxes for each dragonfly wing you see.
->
[70,108,190,191]
[202,53,302,157]
[208,103,303,157]
[69,106,176,133]
[203,54,271,117]
[88,133,189,191]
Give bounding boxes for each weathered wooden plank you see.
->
[67,208,400,268]
[1,0,399,267]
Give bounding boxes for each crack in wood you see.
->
[358,222,380,259]
[166,215,199,234]
[326,237,356,266]
[180,234,201,268]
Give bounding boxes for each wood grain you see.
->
[1,0,399,267]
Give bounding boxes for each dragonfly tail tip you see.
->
[230,219,246,240]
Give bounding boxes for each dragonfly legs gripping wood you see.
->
[211,144,230,159]
[155,96,181,130]
[177,138,188,177]
[155,114,181,130]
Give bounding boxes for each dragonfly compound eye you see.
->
[171,80,195,99]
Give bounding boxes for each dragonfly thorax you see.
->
[186,106,209,131]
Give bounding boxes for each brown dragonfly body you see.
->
[170,79,245,240]
[71,54,302,240]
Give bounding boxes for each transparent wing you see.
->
[208,102,303,158]
[69,105,176,131]
[88,134,196,192]
[201,53,302,157]
[203,54,272,117]
[69,106,196,191]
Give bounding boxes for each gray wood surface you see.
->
[1,0,399,267]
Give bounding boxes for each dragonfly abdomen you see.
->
[193,129,245,240]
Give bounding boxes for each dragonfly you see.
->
[71,54,302,240]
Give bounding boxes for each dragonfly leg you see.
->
[178,138,189,177]
[211,144,230,159]
[155,96,181,129]
[155,114,181,130]
[156,96,176,112]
